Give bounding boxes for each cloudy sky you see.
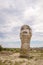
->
[0,0,43,48]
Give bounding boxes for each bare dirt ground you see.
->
[0,51,43,65]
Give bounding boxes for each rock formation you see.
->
[20,25,32,58]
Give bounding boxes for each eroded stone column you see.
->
[20,25,32,58]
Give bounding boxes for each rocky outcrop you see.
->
[20,25,32,57]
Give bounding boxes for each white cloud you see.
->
[0,0,43,47]
[1,42,21,48]
[23,7,39,20]
[0,0,15,9]
[30,42,43,48]
[31,34,43,41]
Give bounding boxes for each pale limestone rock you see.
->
[20,25,32,57]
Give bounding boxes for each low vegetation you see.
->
[0,45,3,51]
[0,45,20,53]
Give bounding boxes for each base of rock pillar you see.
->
[20,49,30,58]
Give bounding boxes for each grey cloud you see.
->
[0,0,39,24]
[0,26,20,42]
[0,0,43,47]
[0,12,6,25]
[0,32,6,38]
[33,32,43,37]
[12,27,20,35]
[25,0,38,5]
[1,8,23,18]
[23,16,35,26]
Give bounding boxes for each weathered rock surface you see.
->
[20,25,32,57]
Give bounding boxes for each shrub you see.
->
[0,45,3,51]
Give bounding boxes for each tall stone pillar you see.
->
[20,25,32,58]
